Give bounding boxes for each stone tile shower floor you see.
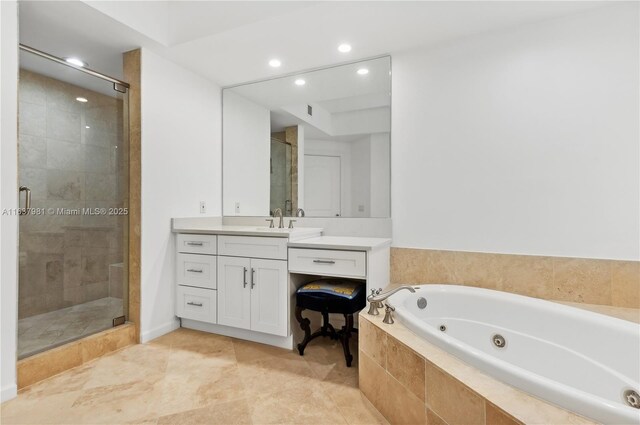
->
[18,297,124,359]
[2,328,387,425]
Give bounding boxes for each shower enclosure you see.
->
[270,137,292,215]
[17,46,129,359]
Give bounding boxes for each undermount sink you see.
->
[252,227,298,232]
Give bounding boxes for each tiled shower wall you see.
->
[17,69,127,318]
[391,248,640,309]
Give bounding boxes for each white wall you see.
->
[392,3,639,260]
[0,0,19,402]
[370,133,390,217]
[140,48,222,342]
[350,136,371,217]
[222,91,270,216]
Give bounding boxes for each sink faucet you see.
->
[366,285,416,317]
[273,208,284,229]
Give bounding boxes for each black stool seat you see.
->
[295,279,366,367]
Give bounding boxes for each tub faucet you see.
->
[273,208,284,228]
[367,289,382,315]
[383,303,395,324]
[366,285,417,316]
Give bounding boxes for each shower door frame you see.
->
[14,46,141,388]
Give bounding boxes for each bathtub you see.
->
[388,285,640,425]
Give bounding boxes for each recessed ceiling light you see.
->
[65,57,86,67]
[85,125,90,129]
[357,68,369,75]
[294,79,306,86]
[76,97,88,103]
[269,59,282,68]
[338,43,352,53]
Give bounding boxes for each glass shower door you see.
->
[17,49,129,359]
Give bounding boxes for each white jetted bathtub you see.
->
[388,285,640,425]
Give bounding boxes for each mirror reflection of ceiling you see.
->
[229,57,390,140]
[19,1,607,87]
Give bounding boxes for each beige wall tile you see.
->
[486,402,523,425]
[426,409,448,425]
[359,350,388,416]
[391,248,430,284]
[18,343,82,388]
[552,258,612,305]
[385,373,427,425]
[391,247,632,307]
[359,318,387,367]
[425,250,458,283]
[425,361,484,425]
[80,324,135,363]
[500,254,554,299]
[611,261,640,308]
[455,252,503,290]
[387,336,426,401]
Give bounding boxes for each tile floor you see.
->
[2,328,387,425]
[18,297,124,359]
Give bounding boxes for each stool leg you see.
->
[341,314,354,367]
[320,311,329,336]
[295,306,311,356]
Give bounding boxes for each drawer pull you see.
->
[243,267,248,288]
[186,242,204,246]
[187,302,203,307]
[313,259,336,264]
[251,268,256,288]
[187,268,203,273]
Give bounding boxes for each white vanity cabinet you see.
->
[175,234,218,324]
[217,256,288,336]
[217,236,288,337]
[173,225,323,349]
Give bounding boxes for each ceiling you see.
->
[18,1,607,87]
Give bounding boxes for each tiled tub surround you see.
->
[18,69,128,319]
[391,248,640,309]
[358,313,597,425]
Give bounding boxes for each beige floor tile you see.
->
[2,328,380,425]
[156,399,252,425]
[249,386,347,425]
[232,337,299,364]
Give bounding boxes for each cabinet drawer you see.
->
[288,248,366,278]
[177,253,217,289]
[176,286,216,323]
[218,236,287,260]
[177,234,217,255]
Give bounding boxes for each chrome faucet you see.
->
[273,208,284,229]
[366,285,417,317]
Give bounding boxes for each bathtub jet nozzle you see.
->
[624,389,640,409]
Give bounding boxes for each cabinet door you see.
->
[217,256,251,330]
[250,259,288,336]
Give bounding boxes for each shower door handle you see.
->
[19,186,31,215]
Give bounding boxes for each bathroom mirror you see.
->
[222,56,391,217]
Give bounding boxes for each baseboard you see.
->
[181,319,294,350]
[1,383,17,402]
[140,319,180,343]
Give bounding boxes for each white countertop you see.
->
[287,236,392,251]
[172,222,323,240]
